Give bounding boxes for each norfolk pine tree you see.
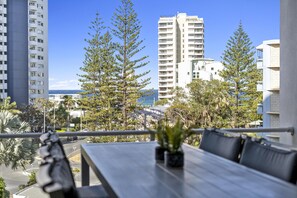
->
[220,23,261,127]
[79,13,118,131]
[112,0,151,130]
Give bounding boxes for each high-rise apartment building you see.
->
[256,40,280,140]
[0,0,48,105]
[158,13,204,99]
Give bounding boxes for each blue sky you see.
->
[49,0,279,90]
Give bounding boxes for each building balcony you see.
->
[29,4,37,11]
[0,17,7,24]
[257,82,263,91]
[267,111,280,115]
[29,31,38,37]
[29,22,38,28]
[29,49,38,54]
[158,66,167,71]
[267,87,280,91]
[267,64,280,69]
[158,57,173,61]
[257,60,263,69]
[158,72,168,76]
[257,103,263,115]
[158,84,168,87]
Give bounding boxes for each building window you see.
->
[37,30,44,35]
[29,37,36,41]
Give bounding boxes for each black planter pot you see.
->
[155,146,167,162]
[164,151,184,168]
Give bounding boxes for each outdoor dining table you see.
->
[80,142,297,198]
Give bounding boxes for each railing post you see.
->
[144,113,147,130]
[150,131,155,141]
[288,127,295,136]
[81,152,89,186]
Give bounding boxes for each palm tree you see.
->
[0,110,37,170]
[0,97,21,115]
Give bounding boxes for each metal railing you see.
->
[192,127,294,135]
[0,127,294,140]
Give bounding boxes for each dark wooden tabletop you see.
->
[81,142,297,198]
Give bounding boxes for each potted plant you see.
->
[152,119,168,162]
[164,119,192,168]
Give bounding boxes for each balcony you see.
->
[257,103,263,114]
[267,64,280,69]
[29,4,37,11]
[257,81,263,91]
[267,86,280,91]
[257,60,263,69]
[267,111,280,115]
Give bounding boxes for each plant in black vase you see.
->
[164,119,192,168]
[153,119,168,162]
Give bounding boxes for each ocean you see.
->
[138,89,158,106]
[49,89,158,107]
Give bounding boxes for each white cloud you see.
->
[49,79,81,90]
[49,78,56,81]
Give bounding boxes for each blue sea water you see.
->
[49,89,158,107]
[138,89,158,107]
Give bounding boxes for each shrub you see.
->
[0,177,9,198]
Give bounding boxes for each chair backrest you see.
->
[40,132,67,158]
[38,158,79,198]
[240,139,297,184]
[38,132,78,198]
[40,131,59,145]
[199,129,244,162]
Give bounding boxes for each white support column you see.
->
[280,0,297,145]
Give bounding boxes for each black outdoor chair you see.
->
[199,129,244,162]
[37,132,109,198]
[240,138,297,184]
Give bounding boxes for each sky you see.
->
[49,0,280,90]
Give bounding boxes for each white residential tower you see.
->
[158,13,204,99]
